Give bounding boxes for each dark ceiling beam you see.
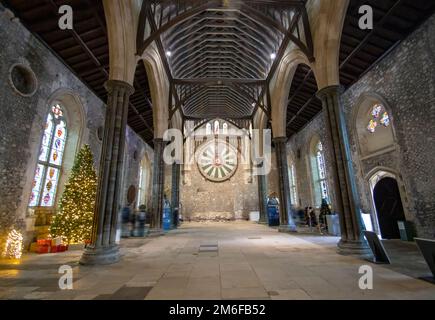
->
[145,4,182,121]
[169,28,271,63]
[170,37,269,69]
[175,53,265,79]
[137,0,223,56]
[173,78,266,86]
[186,89,252,113]
[339,0,404,69]
[175,51,265,78]
[181,62,259,80]
[185,115,252,121]
[240,4,313,61]
[252,5,309,119]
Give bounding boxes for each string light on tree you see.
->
[2,229,23,259]
[50,145,97,244]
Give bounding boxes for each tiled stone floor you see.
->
[0,221,434,300]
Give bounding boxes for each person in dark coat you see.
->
[309,207,317,227]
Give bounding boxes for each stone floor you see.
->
[0,221,434,300]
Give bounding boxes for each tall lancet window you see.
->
[288,162,298,205]
[222,122,228,135]
[29,104,68,207]
[214,120,220,135]
[315,141,329,202]
[206,123,212,135]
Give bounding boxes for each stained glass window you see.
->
[367,104,390,133]
[316,142,329,202]
[222,123,228,135]
[29,104,67,207]
[206,123,212,135]
[214,120,220,135]
[288,163,298,205]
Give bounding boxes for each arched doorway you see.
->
[373,177,405,239]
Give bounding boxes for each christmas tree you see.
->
[50,145,97,244]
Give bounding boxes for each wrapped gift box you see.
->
[37,245,50,254]
[51,237,62,246]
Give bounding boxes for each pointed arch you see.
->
[308,134,329,207]
[352,92,398,159]
[270,49,313,138]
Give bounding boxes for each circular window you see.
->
[9,64,38,97]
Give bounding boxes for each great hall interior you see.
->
[0,0,434,301]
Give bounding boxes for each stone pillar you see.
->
[273,137,297,232]
[316,85,369,255]
[80,80,134,265]
[149,138,166,235]
[257,174,268,224]
[171,162,181,228]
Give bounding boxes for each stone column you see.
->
[171,162,181,228]
[316,85,369,255]
[149,138,166,235]
[273,137,297,232]
[257,174,268,224]
[80,80,134,265]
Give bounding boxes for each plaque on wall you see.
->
[197,139,238,183]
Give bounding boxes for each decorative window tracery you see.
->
[315,142,329,202]
[29,104,67,207]
[367,104,390,133]
[288,163,298,205]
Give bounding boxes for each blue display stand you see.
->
[267,198,280,227]
[163,203,172,232]
[121,207,131,238]
[133,211,147,237]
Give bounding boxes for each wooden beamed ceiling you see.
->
[2,0,155,146]
[286,0,435,138]
[3,0,434,144]
[138,0,314,121]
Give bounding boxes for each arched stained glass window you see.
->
[367,104,390,133]
[206,123,212,135]
[214,120,220,135]
[137,154,151,210]
[29,104,68,207]
[315,141,329,202]
[288,163,298,205]
[222,122,228,135]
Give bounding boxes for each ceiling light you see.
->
[270,53,276,60]
[166,51,172,57]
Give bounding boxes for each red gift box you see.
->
[37,245,50,254]
[37,239,52,246]
[58,245,68,252]
[50,246,58,253]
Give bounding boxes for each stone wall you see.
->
[287,113,337,210]
[121,126,154,210]
[341,13,435,239]
[0,6,153,246]
[180,130,259,221]
[286,13,435,239]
